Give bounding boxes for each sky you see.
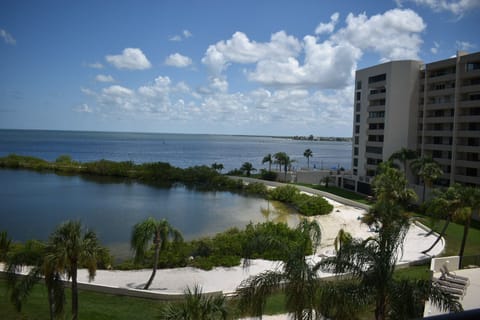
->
[0,0,479,137]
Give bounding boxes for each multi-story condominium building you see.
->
[344,51,480,195]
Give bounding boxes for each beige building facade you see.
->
[345,51,480,194]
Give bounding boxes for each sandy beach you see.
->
[72,197,443,295]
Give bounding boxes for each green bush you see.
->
[260,169,277,181]
[268,185,299,202]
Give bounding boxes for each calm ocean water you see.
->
[0,129,350,258]
[0,129,352,171]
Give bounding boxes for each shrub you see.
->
[260,169,277,181]
[268,185,299,202]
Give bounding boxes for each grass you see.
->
[295,183,371,205]
[413,214,480,257]
[0,279,164,320]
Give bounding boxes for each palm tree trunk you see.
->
[458,216,471,269]
[422,218,450,254]
[144,243,160,290]
[71,265,78,320]
[375,294,386,320]
[48,286,55,320]
[422,183,426,203]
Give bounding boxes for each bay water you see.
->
[0,129,351,259]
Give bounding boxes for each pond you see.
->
[0,169,299,259]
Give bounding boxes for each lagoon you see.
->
[0,169,298,259]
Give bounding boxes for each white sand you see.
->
[73,197,444,295]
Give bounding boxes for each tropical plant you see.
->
[262,153,273,172]
[273,152,292,181]
[240,162,256,177]
[6,239,65,320]
[159,285,228,319]
[237,220,322,320]
[455,185,480,268]
[0,230,12,261]
[131,217,183,290]
[333,228,352,252]
[410,156,443,202]
[303,148,313,169]
[388,148,417,177]
[211,162,224,173]
[47,220,103,320]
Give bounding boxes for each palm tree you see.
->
[388,148,417,177]
[7,239,65,320]
[334,228,352,252]
[456,185,480,268]
[303,148,313,169]
[274,152,291,181]
[237,220,322,319]
[159,285,228,319]
[240,162,256,177]
[211,162,224,173]
[421,185,465,254]
[131,217,183,290]
[262,153,273,172]
[0,230,12,261]
[321,204,461,320]
[410,156,443,202]
[47,220,102,320]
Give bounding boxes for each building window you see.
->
[355,114,360,123]
[466,167,478,177]
[356,92,361,101]
[354,147,358,156]
[353,158,358,167]
[368,111,385,118]
[356,103,361,112]
[353,169,357,175]
[368,73,386,84]
[366,146,383,154]
[466,62,480,72]
[356,81,362,90]
[354,136,359,144]
[355,125,360,134]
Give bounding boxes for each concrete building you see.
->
[344,51,480,194]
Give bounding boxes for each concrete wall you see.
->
[430,256,461,272]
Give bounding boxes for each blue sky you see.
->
[0,0,479,136]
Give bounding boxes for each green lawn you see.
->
[414,214,480,257]
[0,279,164,320]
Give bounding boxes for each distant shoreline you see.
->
[0,128,352,142]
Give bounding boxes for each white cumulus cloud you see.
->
[315,12,340,35]
[332,9,426,61]
[106,48,151,70]
[397,0,480,17]
[165,53,193,67]
[74,104,93,113]
[95,74,115,82]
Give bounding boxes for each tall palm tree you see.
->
[321,203,461,320]
[262,153,273,172]
[410,156,443,202]
[237,220,322,320]
[274,152,291,181]
[159,285,228,319]
[303,148,313,169]
[240,162,256,177]
[7,239,65,320]
[388,148,417,177]
[456,185,480,268]
[211,162,224,173]
[131,217,183,290]
[0,230,12,261]
[47,220,102,320]
[333,228,352,252]
[421,185,465,254]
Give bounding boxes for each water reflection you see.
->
[0,169,298,259]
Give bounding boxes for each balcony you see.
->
[457,115,480,122]
[368,92,386,100]
[427,73,455,83]
[367,117,385,124]
[456,130,480,138]
[424,102,453,110]
[460,84,480,93]
[461,68,480,79]
[423,143,452,151]
[366,129,384,135]
[423,116,454,124]
[459,100,480,108]
[454,174,480,185]
[365,152,383,160]
[455,160,480,169]
[426,88,455,97]
[423,130,453,137]
[456,144,480,152]
[366,141,383,147]
[367,105,385,112]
